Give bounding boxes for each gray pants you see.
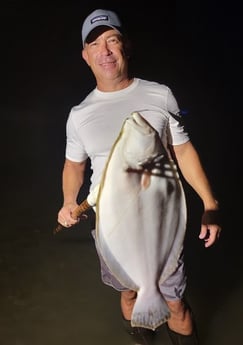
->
[92,230,187,301]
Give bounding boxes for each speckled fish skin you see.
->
[96,112,187,330]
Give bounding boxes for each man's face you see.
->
[82,26,128,83]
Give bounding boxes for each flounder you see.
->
[95,111,187,330]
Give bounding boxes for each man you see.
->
[57,9,221,345]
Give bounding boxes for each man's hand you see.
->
[199,209,222,247]
[58,203,80,228]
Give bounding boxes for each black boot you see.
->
[122,318,156,345]
[166,324,199,345]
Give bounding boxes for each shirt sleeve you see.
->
[166,87,190,145]
[65,111,88,162]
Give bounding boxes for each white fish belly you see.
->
[95,112,187,330]
[97,169,186,330]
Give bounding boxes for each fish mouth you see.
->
[127,112,154,135]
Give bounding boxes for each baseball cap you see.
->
[81,9,122,46]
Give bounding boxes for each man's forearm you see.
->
[174,142,218,209]
[62,159,86,206]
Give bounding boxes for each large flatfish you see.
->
[95,111,187,330]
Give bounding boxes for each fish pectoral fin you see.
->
[141,172,151,189]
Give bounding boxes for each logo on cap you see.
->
[91,15,109,24]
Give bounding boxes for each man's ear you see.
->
[82,48,90,66]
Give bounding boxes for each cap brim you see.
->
[82,24,121,46]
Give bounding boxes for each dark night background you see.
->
[0,1,242,344]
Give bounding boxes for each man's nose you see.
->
[100,42,112,54]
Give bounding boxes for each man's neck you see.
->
[96,77,134,92]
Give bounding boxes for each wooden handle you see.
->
[53,199,92,235]
[53,184,100,235]
[72,199,91,218]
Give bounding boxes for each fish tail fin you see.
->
[131,289,170,331]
